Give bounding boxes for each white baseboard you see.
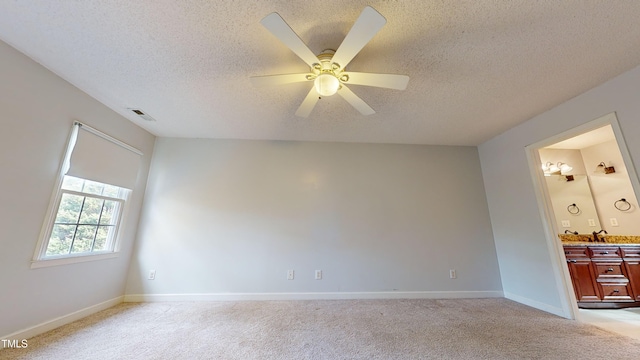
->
[1,296,123,344]
[504,292,568,317]
[124,290,504,302]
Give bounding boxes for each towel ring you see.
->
[567,203,580,215]
[614,198,632,211]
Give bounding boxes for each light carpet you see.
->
[2,298,640,359]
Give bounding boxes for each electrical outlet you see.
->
[148,270,156,280]
[588,219,596,227]
[610,218,619,226]
[449,269,457,279]
[287,269,294,280]
[561,220,571,228]
[315,270,322,280]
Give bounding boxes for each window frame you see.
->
[32,177,132,268]
[45,186,127,257]
[32,122,140,269]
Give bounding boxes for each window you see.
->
[45,176,129,257]
[33,122,141,267]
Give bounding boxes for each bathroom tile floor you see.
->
[579,307,640,341]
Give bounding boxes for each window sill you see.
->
[31,252,119,269]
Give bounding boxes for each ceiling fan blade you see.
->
[331,6,386,70]
[250,73,311,87]
[342,72,409,90]
[261,13,319,68]
[295,87,319,117]
[338,85,375,115]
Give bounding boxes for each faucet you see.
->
[564,230,578,235]
[592,229,608,242]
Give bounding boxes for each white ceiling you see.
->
[2,1,640,146]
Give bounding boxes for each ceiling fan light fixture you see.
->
[314,73,340,96]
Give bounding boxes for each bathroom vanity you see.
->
[563,242,640,308]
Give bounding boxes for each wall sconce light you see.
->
[596,162,615,174]
[542,161,572,176]
[557,162,573,174]
[542,162,556,176]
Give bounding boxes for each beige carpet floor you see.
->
[2,298,640,359]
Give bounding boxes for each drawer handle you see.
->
[613,289,620,293]
[565,252,571,255]
[600,251,609,254]
[607,268,614,272]
[568,260,577,263]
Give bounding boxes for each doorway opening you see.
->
[526,112,640,339]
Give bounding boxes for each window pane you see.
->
[54,193,83,224]
[70,225,97,253]
[43,178,127,259]
[78,197,103,225]
[46,224,75,256]
[94,226,111,251]
[100,200,118,225]
[61,176,84,191]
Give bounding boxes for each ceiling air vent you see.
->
[128,108,156,121]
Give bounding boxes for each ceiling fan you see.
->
[250,6,409,117]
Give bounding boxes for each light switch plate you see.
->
[561,220,571,228]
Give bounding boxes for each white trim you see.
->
[30,252,119,269]
[525,141,578,320]
[504,292,568,318]
[0,296,123,343]
[123,290,504,302]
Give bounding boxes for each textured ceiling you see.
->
[2,1,640,146]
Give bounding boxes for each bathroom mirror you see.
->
[539,118,640,235]
[545,175,601,234]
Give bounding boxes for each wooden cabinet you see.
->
[566,257,601,302]
[564,244,640,308]
[620,246,640,302]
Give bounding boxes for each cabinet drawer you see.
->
[593,263,626,279]
[564,247,589,258]
[620,246,640,258]
[589,247,621,258]
[599,283,634,301]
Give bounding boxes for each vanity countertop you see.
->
[559,234,640,245]
[561,241,640,246]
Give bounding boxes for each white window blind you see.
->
[66,122,142,189]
